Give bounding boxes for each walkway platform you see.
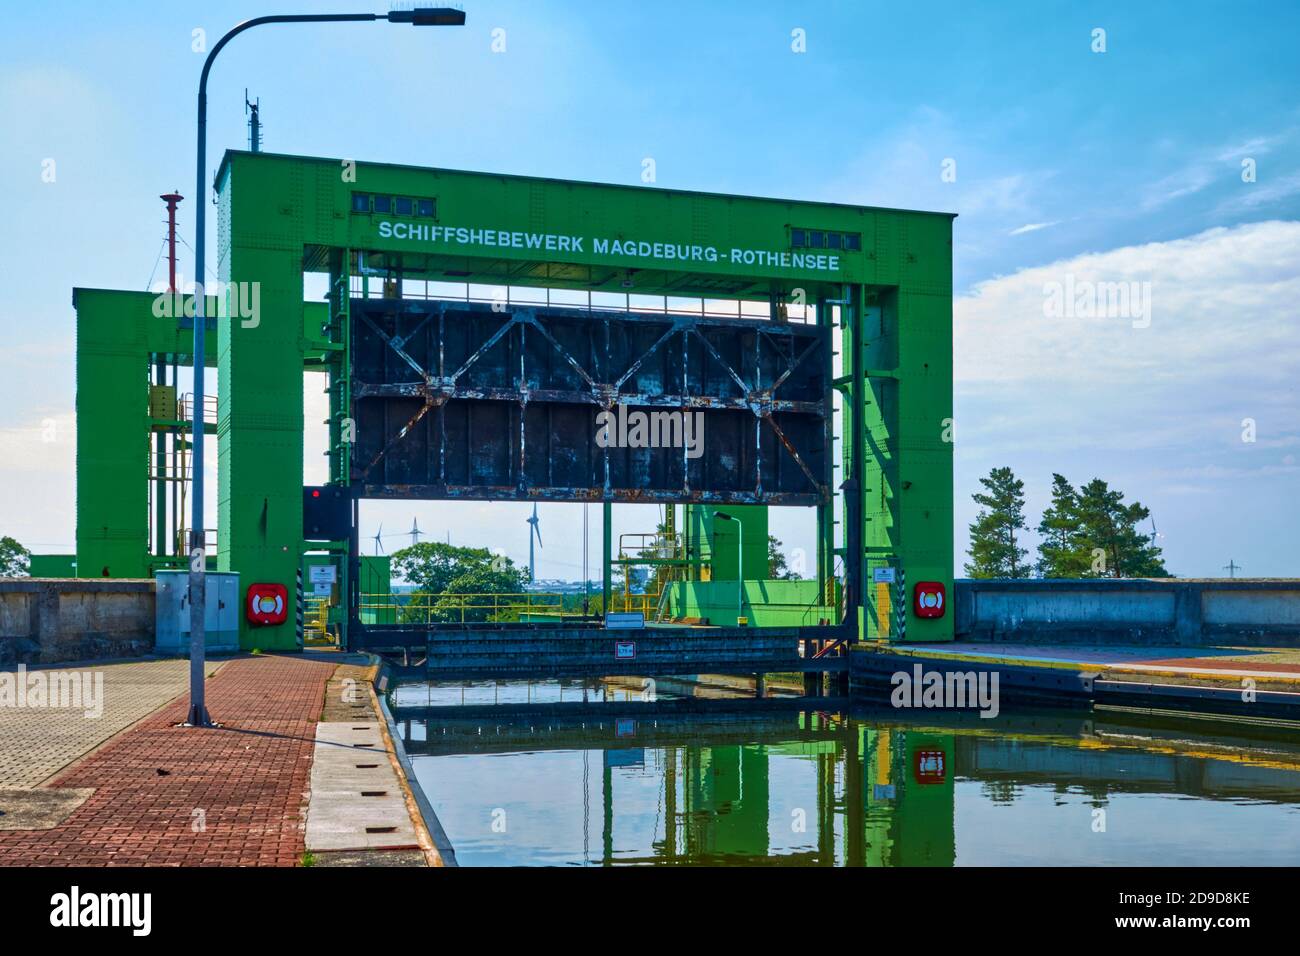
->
[883,642,1300,685]
[0,653,435,866]
[851,640,1300,719]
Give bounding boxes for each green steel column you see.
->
[153,359,166,557]
[74,289,214,579]
[841,286,868,639]
[602,501,612,614]
[217,161,303,651]
[860,297,894,643]
[860,281,953,642]
[75,294,151,579]
[327,250,353,647]
[683,504,694,581]
[816,295,834,605]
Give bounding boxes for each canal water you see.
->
[392,678,1300,866]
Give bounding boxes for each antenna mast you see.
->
[245,89,262,152]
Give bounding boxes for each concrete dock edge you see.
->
[372,658,459,867]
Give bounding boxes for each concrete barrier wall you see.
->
[955,579,1300,646]
[0,578,155,664]
[1202,589,1300,628]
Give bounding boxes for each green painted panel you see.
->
[28,554,77,578]
[73,289,217,580]
[687,504,769,583]
[665,579,835,627]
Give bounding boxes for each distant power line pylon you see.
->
[1223,559,1241,578]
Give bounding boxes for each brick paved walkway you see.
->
[0,659,222,789]
[0,655,334,866]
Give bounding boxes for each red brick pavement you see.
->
[0,655,335,866]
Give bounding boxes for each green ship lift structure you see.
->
[60,150,955,672]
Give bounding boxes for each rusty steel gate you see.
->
[349,298,832,505]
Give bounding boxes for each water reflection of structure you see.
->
[400,702,954,865]
[397,696,1300,866]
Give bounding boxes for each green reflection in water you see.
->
[399,681,1300,867]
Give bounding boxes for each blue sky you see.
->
[1,1,1297,578]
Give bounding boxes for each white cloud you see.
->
[956,219,1300,389]
[1008,221,1060,236]
[954,220,1300,575]
[1139,133,1285,211]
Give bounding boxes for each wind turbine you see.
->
[372,523,384,555]
[526,503,542,583]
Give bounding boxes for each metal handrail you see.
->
[360,591,567,625]
[174,527,217,556]
[363,282,820,325]
[178,392,218,425]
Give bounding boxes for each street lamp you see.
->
[712,512,745,627]
[185,8,465,727]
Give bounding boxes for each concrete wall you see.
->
[955,579,1300,646]
[0,578,155,664]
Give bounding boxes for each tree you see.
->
[965,467,1029,578]
[768,535,796,580]
[391,542,495,594]
[1072,478,1169,578]
[1036,475,1169,578]
[432,561,530,623]
[0,536,29,577]
[1036,474,1092,577]
[610,563,650,594]
[390,541,528,624]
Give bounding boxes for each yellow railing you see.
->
[618,532,682,562]
[609,590,660,616]
[359,585,682,625]
[303,596,334,645]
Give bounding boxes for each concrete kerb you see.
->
[367,654,458,867]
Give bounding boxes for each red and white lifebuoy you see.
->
[246,583,288,626]
[913,582,946,619]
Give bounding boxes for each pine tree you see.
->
[1073,478,1169,578]
[965,467,1029,578]
[1036,474,1092,577]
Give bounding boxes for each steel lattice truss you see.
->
[350,298,831,505]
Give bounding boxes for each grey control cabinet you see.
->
[155,571,240,654]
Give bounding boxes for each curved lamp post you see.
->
[186,8,465,727]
